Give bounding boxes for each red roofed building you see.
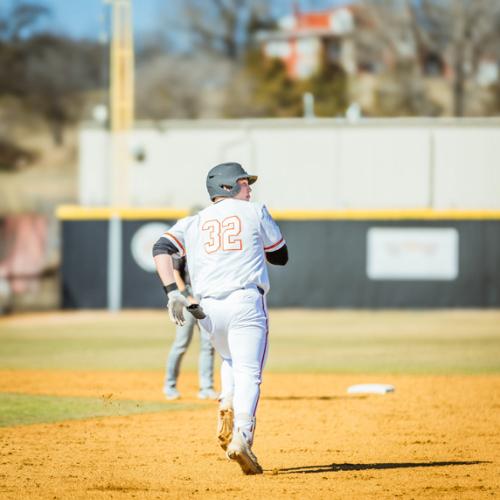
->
[257,4,359,79]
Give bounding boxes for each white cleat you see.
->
[164,388,180,400]
[226,432,263,475]
[217,404,234,451]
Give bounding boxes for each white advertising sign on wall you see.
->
[367,228,459,280]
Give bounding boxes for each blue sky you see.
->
[28,0,348,40]
[41,0,164,39]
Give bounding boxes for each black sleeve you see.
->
[172,256,185,271]
[266,244,288,266]
[152,237,179,257]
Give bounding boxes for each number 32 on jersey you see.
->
[202,216,242,253]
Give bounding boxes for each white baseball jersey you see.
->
[162,199,285,299]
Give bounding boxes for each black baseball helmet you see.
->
[206,162,257,201]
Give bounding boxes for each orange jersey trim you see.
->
[164,232,186,255]
[264,238,284,252]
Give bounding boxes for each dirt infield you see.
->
[0,370,499,499]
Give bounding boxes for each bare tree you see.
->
[0,1,49,41]
[160,0,273,61]
[361,0,500,116]
[136,53,233,119]
[0,2,102,144]
[22,35,101,144]
[136,0,276,119]
[412,0,500,116]
[357,0,439,115]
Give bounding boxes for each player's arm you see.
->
[172,256,187,291]
[266,244,288,266]
[172,261,195,303]
[173,269,186,293]
[152,236,189,325]
[152,237,178,290]
[259,204,289,266]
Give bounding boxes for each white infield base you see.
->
[347,383,395,395]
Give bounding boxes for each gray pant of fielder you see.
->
[164,309,215,393]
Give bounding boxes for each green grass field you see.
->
[1,309,499,374]
[2,308,498,426]
[0,393,196,427]
[1,308,500,426]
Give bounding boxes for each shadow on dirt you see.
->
[263,396,368,401]
[274,460,488,474]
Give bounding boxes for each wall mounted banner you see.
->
[367,227,459,281]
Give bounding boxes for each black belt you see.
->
[245,284,264,295]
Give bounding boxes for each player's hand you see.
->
[167,290,190,326]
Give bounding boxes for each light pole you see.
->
[104,0,135,311]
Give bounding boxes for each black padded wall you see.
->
[61,218,500,309]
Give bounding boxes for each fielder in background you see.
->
[163,255,218,401]
[153,162,288,475]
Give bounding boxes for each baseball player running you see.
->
[153,162,288,475]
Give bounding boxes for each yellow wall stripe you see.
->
[56,206,189,220]
[56,205,500,221]
[270,209,500,220]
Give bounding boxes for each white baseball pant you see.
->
[199,286,268,443]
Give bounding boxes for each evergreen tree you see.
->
[305,56,348,117]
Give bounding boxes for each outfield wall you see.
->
[79,118,500,210]
[58,207,500,309]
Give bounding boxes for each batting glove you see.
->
[187,303,206,320]
[167,290,190,326]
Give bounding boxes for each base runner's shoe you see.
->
[217,404,234,451]
[226,432,263,475]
